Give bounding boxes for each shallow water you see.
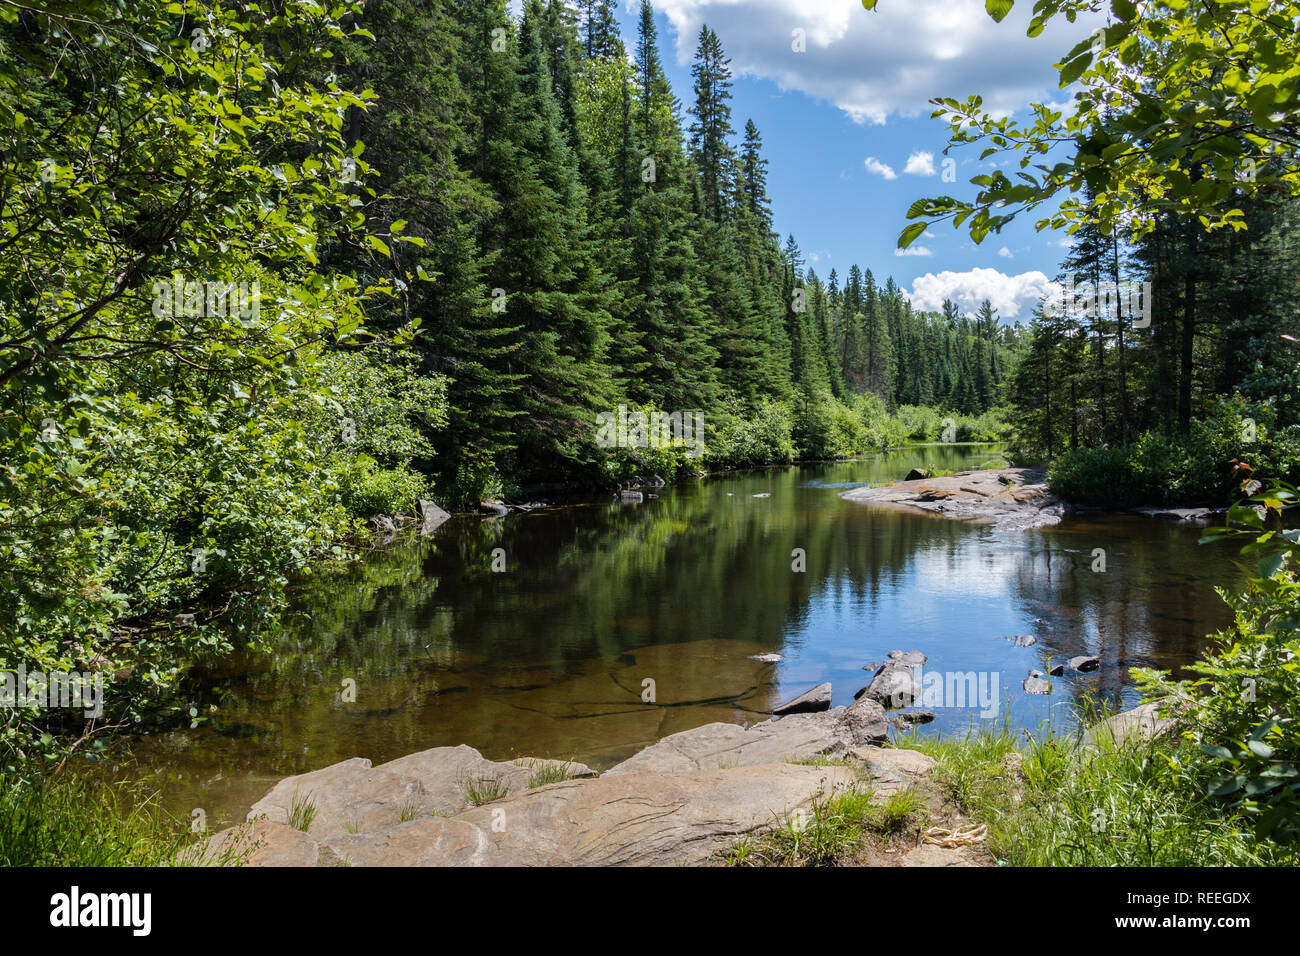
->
[116,444,1241,828]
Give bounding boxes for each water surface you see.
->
[119,444,1241,826]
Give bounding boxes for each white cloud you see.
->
[904,150,936,176]
[864,156,896,179]
[906,267,1055,322]
[894,245,933,257]
[998,246,1013,258]
[654,0,1103,124]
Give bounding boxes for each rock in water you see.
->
[1023,676,1051,695]
[620,490,643,503]
[904,468,929,481]
[478,500,509,516]
[1069,655,1100,672]
[772,681,832,715]
[747,653,783,663]
[887,649,928,667]
[863,663,920,708]
[1010,634,1037,647]
[417,499,451,534]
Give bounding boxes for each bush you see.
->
[1048,397,1298,507]
[706,400,797,468]
[336,455,429,517]
[596,401,707,483]
[1136,489,1300,844]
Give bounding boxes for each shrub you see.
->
[336,455,429,517]
[706,400,797,468]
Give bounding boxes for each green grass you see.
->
[463,775,512,806]
[287,790,318,832]
[894,722,1297,866]
[725,785,925,866]
[522,761,579,788]
[396,799,424,823]
[787,755,853,767]
[0,775,188,866]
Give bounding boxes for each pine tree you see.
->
[687,25,736,223]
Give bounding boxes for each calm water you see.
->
[117,444,1242,827]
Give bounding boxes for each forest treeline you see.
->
[325,0,1023,498]
[1008,181,1300,507]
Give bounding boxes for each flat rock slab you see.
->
[850,747,938,794]
[318,764,858,867]
[840,467,1064,531]
[245,746,545,841]
[1023,677,1051,695]
[603,700,888,776]
[772,681,832,715]
[246,757,431,841]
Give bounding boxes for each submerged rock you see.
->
[747,653,783,663]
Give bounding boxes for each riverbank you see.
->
[175,697,1252,867]
[839,466,1229,530]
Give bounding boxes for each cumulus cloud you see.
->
[894,245,933,257]
[906,268,1055,322]
[904,150,936,176]
[998,246,1013,258]
[655,0,1103,124]
[864,156,896,179]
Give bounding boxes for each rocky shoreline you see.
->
[190,691,1165,867]
[190,694,958,867]
[839,466,1228,530]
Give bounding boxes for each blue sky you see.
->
[604,0,1107,324]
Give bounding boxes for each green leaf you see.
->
[985,0,1014,22]
[1059,51,1093,87]
[898,222,928,249]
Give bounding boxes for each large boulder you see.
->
[317,764,859,867]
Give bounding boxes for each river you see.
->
[115,444,1242,830]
